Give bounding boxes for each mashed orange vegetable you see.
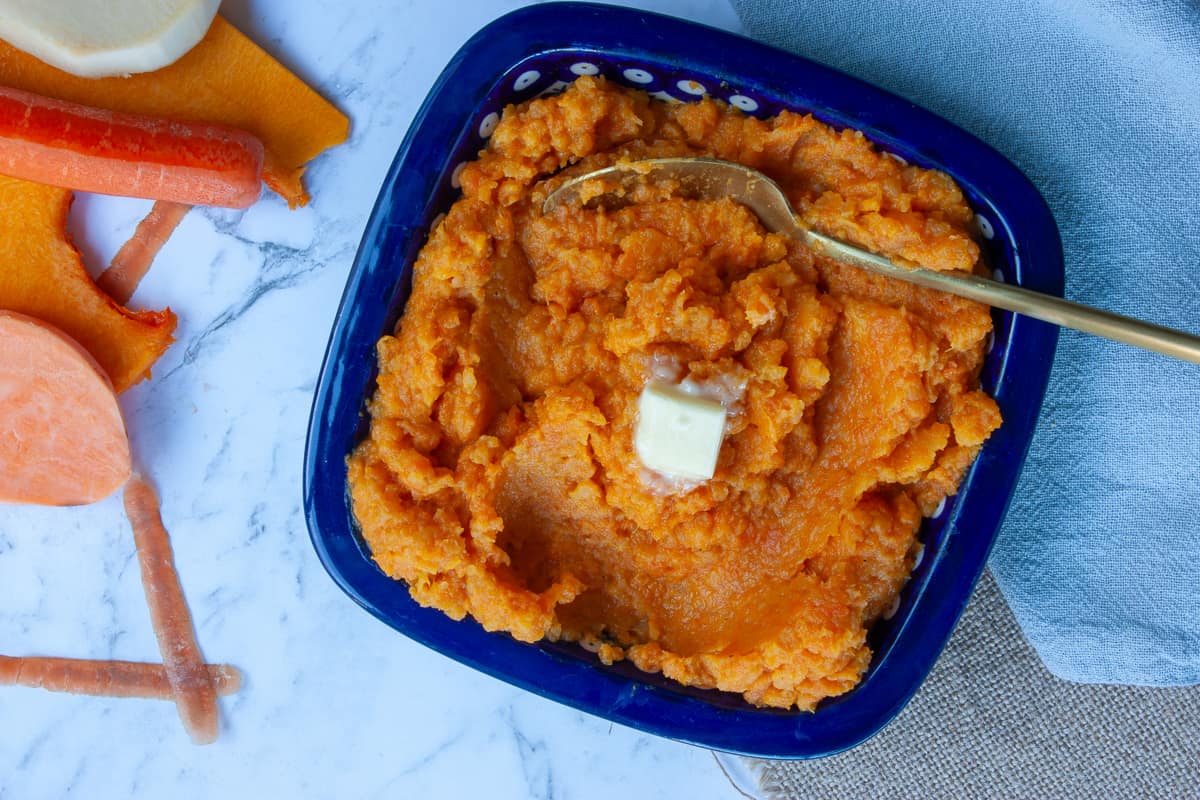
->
[347,77,1001,710]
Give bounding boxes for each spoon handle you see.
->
[808,231,1200,364]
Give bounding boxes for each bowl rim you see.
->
[303,0,1063,759]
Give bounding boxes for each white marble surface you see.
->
[0,1,767,798]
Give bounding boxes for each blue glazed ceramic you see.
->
[303,2,1063,758]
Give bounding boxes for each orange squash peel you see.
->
[0,176,175,392]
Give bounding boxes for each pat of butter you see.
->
[634,382,727,481]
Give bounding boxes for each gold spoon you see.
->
[543,157,1200,364]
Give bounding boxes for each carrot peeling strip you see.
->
[0,655,240,699]
[96,201,192,304]
[123,475,220,744]
[0,86,263,208]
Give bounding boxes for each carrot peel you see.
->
[96,201,192,304]
[124,475,220,744]
[0,655,240,699]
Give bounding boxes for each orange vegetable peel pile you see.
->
[0,14,350,742]
[0,14,349,391]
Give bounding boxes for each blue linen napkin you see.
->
[730,0,1200,684]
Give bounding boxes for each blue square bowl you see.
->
[303,2,1062,758]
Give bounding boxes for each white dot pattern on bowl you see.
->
[677,79,707,96]
[650,90,681,104]
[570,62,600,76]
[450,161,467,189]
[977,214,995,240]
[992,267,1005,282]
[478,111,500,138]
[728,94,758,112]
[513,69,541,91]
[882,594,902,620]
[623,68,654,84]
[932,497,947,518]
[539,79,571,97]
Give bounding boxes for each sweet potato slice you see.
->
[0,311,131,506]
[124,475,220,744]
[0,176,176,392]
[0,655,241,699]
[0,15,349,207]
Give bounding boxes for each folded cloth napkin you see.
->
[731,0,1200,684]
